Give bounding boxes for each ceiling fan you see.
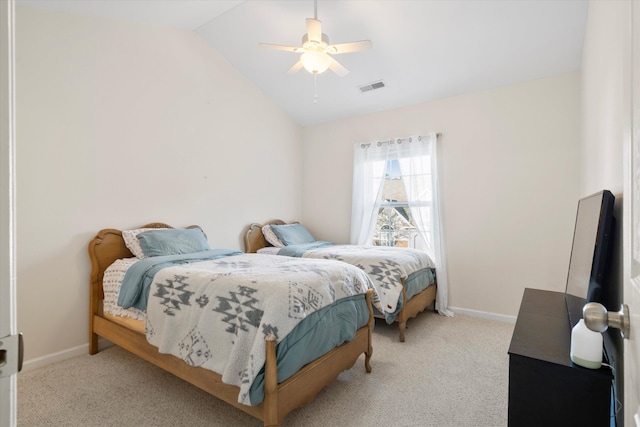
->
[258,0,372,76]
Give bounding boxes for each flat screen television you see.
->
[565,190,615,329]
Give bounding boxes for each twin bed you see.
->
[89,223,375,427]
[244,219,438,342]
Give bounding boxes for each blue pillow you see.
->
[137,227,211,257]
[270,224,316,246]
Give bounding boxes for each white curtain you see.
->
[397,137,432,255]
[351,132,452,316]
[397,133,452,316]
[350,141,389,245]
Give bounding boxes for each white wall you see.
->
[580,2,630,425]
[581,1,626,196]
[302,73,581,317]
[16,6,302,364]
[580,1,627,306]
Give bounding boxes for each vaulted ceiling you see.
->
[17,0,588,126]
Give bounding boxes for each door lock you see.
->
[0,333,23,377]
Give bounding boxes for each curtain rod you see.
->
[360,132,442,149]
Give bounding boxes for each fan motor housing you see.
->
[302,33,330,51]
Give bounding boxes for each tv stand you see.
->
[508,288,612,426]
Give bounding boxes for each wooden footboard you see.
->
[91,296,373,426]
[395,281,437,342]
[374,279,437,342]
[89,224,374,427]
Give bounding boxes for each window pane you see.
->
[381,160,407,203]
[373,157,432,249]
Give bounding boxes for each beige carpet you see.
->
[17,312,514,427]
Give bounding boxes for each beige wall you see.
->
[580,1,627,299]
[581,1,626,197]
[580,2,630,424]
[302,73,581,318]
[16,6,302,365]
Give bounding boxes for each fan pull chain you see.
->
[314,73,318,104]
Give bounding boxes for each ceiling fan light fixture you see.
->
[301,51,331,74]
[258,0,371,77]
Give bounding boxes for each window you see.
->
[372,159,430,249]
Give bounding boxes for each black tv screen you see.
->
[565,190,615,328]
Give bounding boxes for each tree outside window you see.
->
[372,159,430,249]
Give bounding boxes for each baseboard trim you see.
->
[21,338,113,373]
[450,306,517,324]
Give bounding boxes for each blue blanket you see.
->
[277,241,334,257]
[117,249,242,310]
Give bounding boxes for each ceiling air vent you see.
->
[359,80,386,93]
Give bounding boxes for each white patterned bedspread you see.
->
[298,245,434,313]
[103,257,145,320]
[105,253,377,405]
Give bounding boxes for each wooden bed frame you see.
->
[88,223,374,427]
[244,220,436,342]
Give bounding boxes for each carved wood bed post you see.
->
[88,234,105,355]
[263,335,278,426]
[89,286,99,354]
[365,290,374,373]
[397,284,408,343]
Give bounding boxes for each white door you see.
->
[0,0,17,425]
[627,2,640,425]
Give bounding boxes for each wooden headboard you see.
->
[88,223,172,298]
[244,219,298,253]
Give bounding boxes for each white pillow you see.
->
[122,227,168,258]
[262,225,285,248]
[257,246,281,255]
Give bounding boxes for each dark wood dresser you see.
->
[507,288,613,426]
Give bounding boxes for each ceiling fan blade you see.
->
[306,18,322,42]
[259,43,302,53]
[328,40,372,54]
[286,59,304,74]
[328,56,349,77]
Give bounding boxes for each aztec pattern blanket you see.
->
[119,252,377,406]
[279,243,435,315]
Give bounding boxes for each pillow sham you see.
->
[262,225,285,248]
[122,227,168,258]
[256,246,281,255]
[270,223,316,246]
[137,227,211,257]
